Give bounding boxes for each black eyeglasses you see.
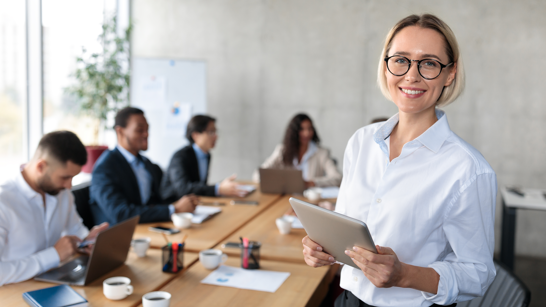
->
[384,55,453,80]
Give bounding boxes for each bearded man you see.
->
[0,131,108,286]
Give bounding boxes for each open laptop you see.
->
[35,216,139,286]
[259,168,305,194]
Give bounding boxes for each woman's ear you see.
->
[444,62,457,87]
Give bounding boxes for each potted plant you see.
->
[66,15,131,173]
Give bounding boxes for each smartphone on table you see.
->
[149,226,180,235]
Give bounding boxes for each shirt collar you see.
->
[373,109,451,154]
[415,109,451,153]
[117,145,138,164]
[192,143,209,159]
[293,141,318,166]
[16,169,41,201]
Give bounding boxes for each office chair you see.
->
[457,259,531,307]
[72,184,95,230]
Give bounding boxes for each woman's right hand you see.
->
[302,236,336,267]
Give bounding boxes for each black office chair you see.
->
[72,184,95,230]
[457,259,531,307]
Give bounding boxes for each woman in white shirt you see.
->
[254,113,342,187]
[302,14,496,307]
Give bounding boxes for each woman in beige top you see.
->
[254,113,342,187]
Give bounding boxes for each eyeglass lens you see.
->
[386,56,443,80]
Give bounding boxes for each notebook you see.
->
[23,285,87,307]
[192,205,222,224]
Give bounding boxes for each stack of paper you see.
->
[238,184,257,193]
[290,217,304,229]
[192,205,222,224]
[320,187,340,199]
[201,265,290,293]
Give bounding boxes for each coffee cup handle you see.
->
[126,285,133,295]
[221,253,228,264]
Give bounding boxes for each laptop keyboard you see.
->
[58,256,89,282]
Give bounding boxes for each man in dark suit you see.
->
[161,115,248,200]
[90,107,198,225]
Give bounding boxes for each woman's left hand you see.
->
[345,245,406,288]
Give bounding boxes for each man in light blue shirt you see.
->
[161,115,249,200]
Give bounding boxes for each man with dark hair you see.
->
[0,131,108,286]
[161,115,248,199]
[90,107,198,225]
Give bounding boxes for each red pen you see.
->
[172,242,179,272]
[242,237,249,269]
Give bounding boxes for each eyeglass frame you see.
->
[384,55,454,80]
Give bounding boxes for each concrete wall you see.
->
[132,0,546,258]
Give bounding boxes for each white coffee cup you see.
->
[276,216,293,235]
[199,249,228,270]
[142,291,171,307]
[304,188,321,201]
[132,237,151,257]
[103,276,133,300]
[171,213,193,229]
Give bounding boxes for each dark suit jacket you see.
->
[160,145,216,200]
[89,148,171,225]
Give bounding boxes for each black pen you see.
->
[199,202,226,206]
[230,200,259,205]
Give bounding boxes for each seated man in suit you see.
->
[161,115,249,199]
[0,131,108,286]
[90,107,198,225]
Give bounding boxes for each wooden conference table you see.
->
[217,195,311,264]
[1,249,199,307]
[134,188,282,252]
[3,186,336,307]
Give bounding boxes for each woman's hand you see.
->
[345,245,406,288]
[302,236,336,267]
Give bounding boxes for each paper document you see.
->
[192,205,222,224]
[320,187,340,199]
[291,217,304,229]
[201,265,290,293]
[238,185,256,193]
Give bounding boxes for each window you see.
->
[0,0,26,181]
[42,0,106,145]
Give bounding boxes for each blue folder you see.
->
[22,285,88,307]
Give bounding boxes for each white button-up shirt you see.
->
[0,171,89,286]
[336,110,497,306]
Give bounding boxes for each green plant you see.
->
[66,15,131,142]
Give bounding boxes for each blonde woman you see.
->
[302,14,496,307]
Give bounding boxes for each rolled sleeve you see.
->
[422,172,497,305]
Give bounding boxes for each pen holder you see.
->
[240,241,261,270]
[161,243,185,273]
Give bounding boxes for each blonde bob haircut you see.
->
[377,14,465,108]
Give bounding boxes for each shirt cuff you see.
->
[215,183,220,196]
[168,204,175,216]
[36,247,61,273]
[422,262,457,305]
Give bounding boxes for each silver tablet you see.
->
[289,197,376,268]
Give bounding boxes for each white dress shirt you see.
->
[335,109,497,306]
[117,145,152,204]
[0,171,89,286]
[293,141,318,181]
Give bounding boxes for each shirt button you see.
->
[376,198,382,203]
[353,276,358,282]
